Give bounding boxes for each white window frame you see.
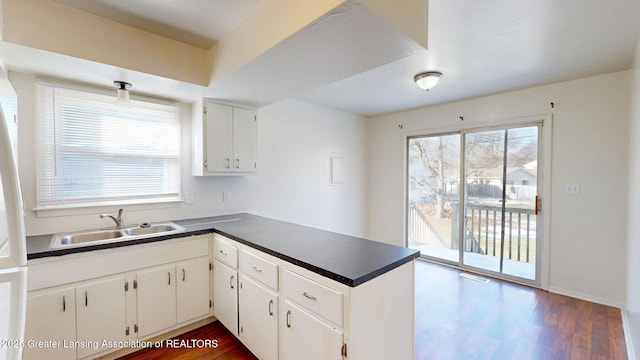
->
[35,80,182,213]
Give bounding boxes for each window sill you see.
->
[34,198,183,218]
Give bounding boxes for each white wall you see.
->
[245,99,369,237]
[626,36,640,359]
[368,71,631,307]
[10,72,369,240]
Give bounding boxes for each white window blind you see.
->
[37,82,181,208]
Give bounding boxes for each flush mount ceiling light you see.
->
[414,71,442,91]
[114,80,132,103]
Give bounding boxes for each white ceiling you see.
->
[52,0,261,49]
[40,0,640,116]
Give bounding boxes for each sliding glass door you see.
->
[462,126,539,281]
[407,134,461,263]
[407,123,541,285]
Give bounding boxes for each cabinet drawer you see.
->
[281,269,343,327]
[240,249,278,290]
[214,235,238,268]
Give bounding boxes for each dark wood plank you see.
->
[414,260,627,360]
[117,322,257,360]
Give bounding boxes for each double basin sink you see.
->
[50,222,185,249]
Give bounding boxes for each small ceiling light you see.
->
[114,80,132,104]
[414,71,442,91]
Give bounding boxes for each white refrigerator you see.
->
[0,104,28,360]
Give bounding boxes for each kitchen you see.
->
[1,0,640,359]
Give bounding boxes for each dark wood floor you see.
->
[119,259,627,359]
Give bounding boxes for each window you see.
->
[37,81,181,209]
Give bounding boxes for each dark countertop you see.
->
[27,213,419,287]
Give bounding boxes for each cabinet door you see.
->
[239,275,278,360]
[76,276,126,359]
[136,264,177,338]
[24,287,76,360]
[232,107,257,173]
[280,299,344,360]
[212,259,238,334]
[177,257,210,324]
[204,102,234,173]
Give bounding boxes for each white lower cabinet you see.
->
[24,275,127,360]
[75,275,127,359]
[137,257,211,338]
[24,286,76,360]
[238,275,278,360]
[136,264,177,338]
[279,299,344,360]
[176,257,211,324]
[25,235,213,359]
[212,259,238,334]
[212,234,415,360]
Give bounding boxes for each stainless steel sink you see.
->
[58,230,125,245]
[123,224,180,236]
[50,222,185,249]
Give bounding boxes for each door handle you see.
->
[286,310,291,328]
[230,275,235,289]
[268,299,274,316]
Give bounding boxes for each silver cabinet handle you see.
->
[252,266,262,273]
[235,159,240,169]
[303,292,317,301]
[268,299,274,316]
[182,268,186,282]
[230,275,235,289]
[225,158,230,169]
[84,291,88,307]
[219,249,227,256]
[168,272,171,285]
[286,310,291,328]
[62,295,66,312]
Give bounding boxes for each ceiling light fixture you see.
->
[414,71,442,91]
[114,80,132,104]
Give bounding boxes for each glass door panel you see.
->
[462,126,539,282]
[407,134,460,263]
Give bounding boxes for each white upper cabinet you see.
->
[194,100,257,176]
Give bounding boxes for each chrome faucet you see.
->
[100,208,124,229]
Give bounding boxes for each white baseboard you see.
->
[547,286,623,308]
[622,310,636,360]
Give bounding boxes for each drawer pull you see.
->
[252,266,262,273]
[85,291,88,307]
[62,295,66,312]
[230,275,235,289]
[268,299,274,316]
[225,158,230,169]
[286,310,292,328]
[303,292,317,301]
[168,272,171,285]
[219,249,228,256]
[182,268,186,282]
